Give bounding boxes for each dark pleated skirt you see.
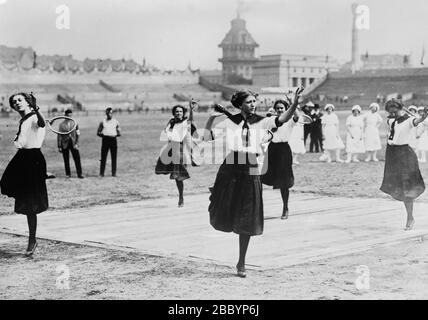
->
[155,141,190,181]
[209,152,263,236]
[261,142,294,189]
[380,144,425,201]
[0,149,49,215]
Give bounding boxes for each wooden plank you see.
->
[1,190,428,269]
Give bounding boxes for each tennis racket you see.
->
[297,113,313,124]
[45,116,77,135]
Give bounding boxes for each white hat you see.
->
[417,106,425,112]
[351,105,362,112]
[324,103,335,111]
[306,101,315,107]
[408,105,418,112]
[369,102,380,111]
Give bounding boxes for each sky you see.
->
[0,0,427,69]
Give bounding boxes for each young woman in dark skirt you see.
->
[155,103,197,207]
[204,87,303,277]
[380,99,427,230]
[261,99,299,220]
[0,93,48,255]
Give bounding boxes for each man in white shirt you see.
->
[97,107,121,177]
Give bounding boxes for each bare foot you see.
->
[405,218,415,231]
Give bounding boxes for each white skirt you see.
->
[346,135,365,153]
[323,125,344,150]
[417,131,428,151]
[364,126,382,151]
[289,125,306,154]
[346,127,365,153]
[409,127,418,149]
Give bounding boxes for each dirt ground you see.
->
[1,232,427,300]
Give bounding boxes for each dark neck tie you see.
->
[388,119,397,141]
[242,119,250,147]
[14,112,35,141]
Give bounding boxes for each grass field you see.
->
[1,110,427,215]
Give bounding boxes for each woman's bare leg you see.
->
[404,200,415,230]
[365,151,371,162]
[280,187,290,219]
[324,150,331,163]
[336,149,343,162]
[26,214,38,253]
[237,235,251,273]
[175,179,184,207]
[345,152,352,163]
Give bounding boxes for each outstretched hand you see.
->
[189,99,198,110]
[285,86,304,106]
[294,86,305,103]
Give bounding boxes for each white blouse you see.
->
[212,114,279,154]
[387,116,416,146]
[322,113,339,127]
[271,118,297,143]
[165,120,190,142]
[364,112,383,128]
[14,114,46,149]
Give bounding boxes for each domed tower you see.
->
[218,14,259,84]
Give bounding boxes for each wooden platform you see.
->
[1,191,428,269]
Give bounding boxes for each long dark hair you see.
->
[385,99,403,112]
[171,105,187,116]
[9,92,37,110]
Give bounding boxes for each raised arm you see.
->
[28,94,46,128]
[188,99,197,122]
[413,107,428,127]
[33,106,46,128]
[277,86,304,124]
[204,112,224,141]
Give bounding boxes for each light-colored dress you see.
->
[363,112,382,151]
[409,122,418,149]
[417,123,428,151]
[346,115,365,153]
[322,113,344,150]
[289,122,306,154]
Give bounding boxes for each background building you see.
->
[341,53,412,71]
[253,54,341,88]
[218,14,259,84]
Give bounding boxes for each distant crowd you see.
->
[278,102,428,164]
